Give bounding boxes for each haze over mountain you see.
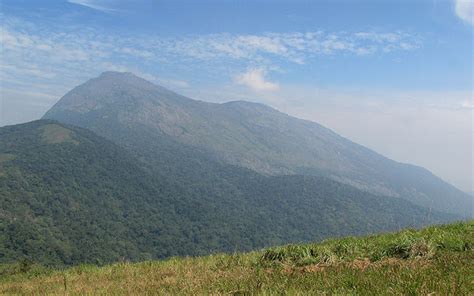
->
[1,120,453,266]
[44,72,472,217]
[1,3,472,294]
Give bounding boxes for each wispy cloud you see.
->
[454,0,474,25]
[0,15,422,73]
[153,31,421,64]
[67,0,119,13]
[460,100,474,109]
[0,15,423,100]
[234,68,279,92]
[0,14,423,127]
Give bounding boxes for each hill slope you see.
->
[43,71,472,217]
[0,120,455,266]
[1,221,472,295]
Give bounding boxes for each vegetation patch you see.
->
[1,120,458,268]
[0,221,472,295]
[0,153,15,177]
[0,153,15,163]
[40,124,78,144]
[260,222,472,268]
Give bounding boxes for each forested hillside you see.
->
[43,72,472,217]
[0,120,455,266]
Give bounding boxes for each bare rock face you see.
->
[44,72,473,217]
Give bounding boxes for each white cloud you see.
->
[0,64,57,79]
[118,47,154,59]
[161,31,421,64]
[455,0,474,25]
[0,16,422,85]
[67,0,119,13]
[460,100,474,109]
[0,15,423,129]
[234,68,280,92]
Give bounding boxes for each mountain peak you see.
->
[98,71,139,80]
[43,72,184,117]
[93,71,157,88]
[99,70,132,76]
[90,71,185,97]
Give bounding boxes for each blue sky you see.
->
[0,0,473,191]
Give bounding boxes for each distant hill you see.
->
[43,71,472,217]
[0,120,454,266]
[1,221,472,294]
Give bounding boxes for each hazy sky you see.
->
[0,0,472,191]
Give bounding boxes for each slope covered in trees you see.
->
[0,120,455,266]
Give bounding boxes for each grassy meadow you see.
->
[1,221,472,295]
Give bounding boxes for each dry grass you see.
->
[1,221,473,295]
[1,254,258,295]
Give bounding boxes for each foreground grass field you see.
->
[1,221,473,295]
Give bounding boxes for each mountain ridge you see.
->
[43,71,472,217]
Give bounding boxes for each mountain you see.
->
[0,120,454,266]
[44,71,472,217]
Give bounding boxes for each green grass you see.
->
[1,221,472,295]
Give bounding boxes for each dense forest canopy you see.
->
[0,120,456,266]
